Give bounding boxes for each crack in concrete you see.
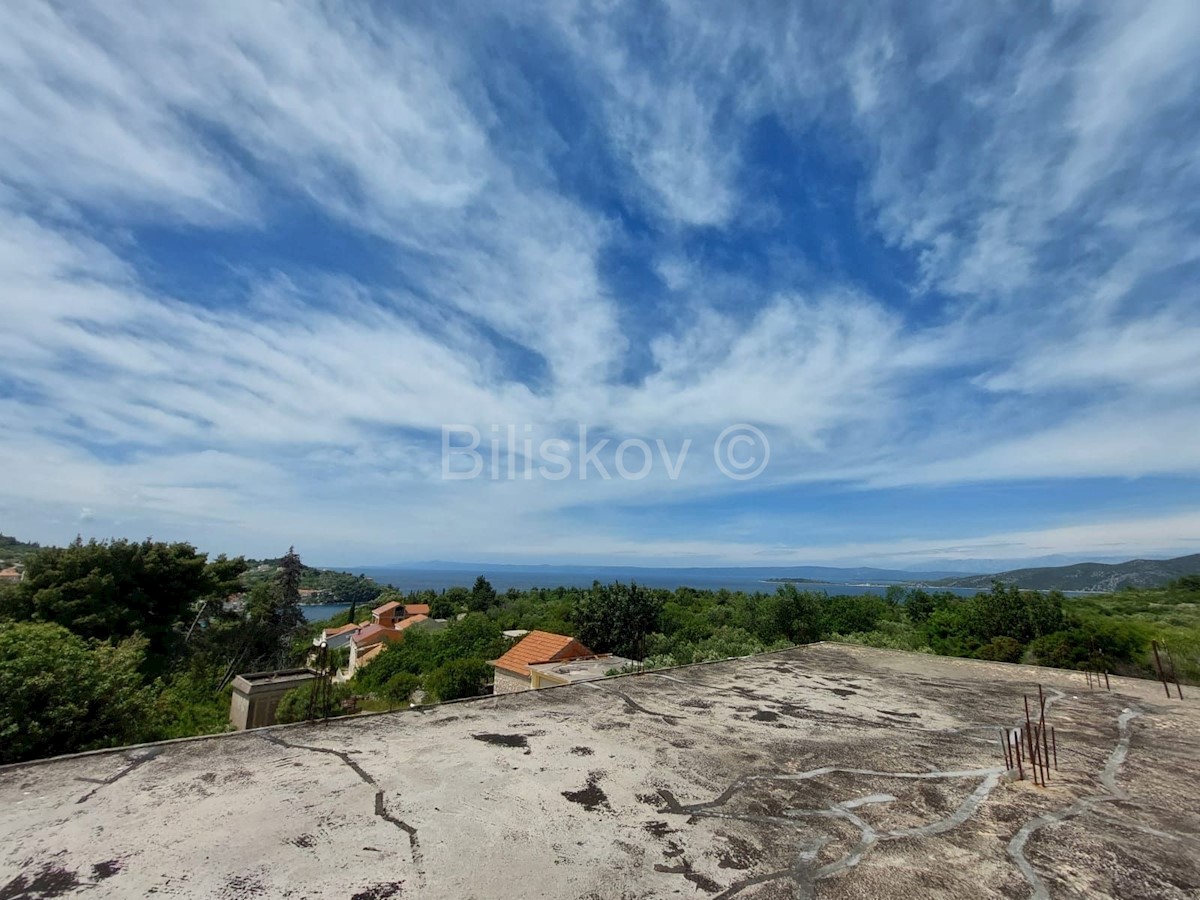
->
[260,733,376,786]
[583,682,684,725]
[660,765,1007,898]
[75,749,161,804]
[648,677,1076,898]
[374,791,424,876]
[1007,707,1143,900]
[259,733,423,884]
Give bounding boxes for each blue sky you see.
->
[2,1,1200,568]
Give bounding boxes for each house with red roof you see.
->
[347,614,434,675]
[491,630,622,693]
[371,600,432,629]
[315,621,364,651]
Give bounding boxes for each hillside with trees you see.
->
[0,533,40,566]
[935,553,1200,592]
[2,535,1198,765]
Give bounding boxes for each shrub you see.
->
[425,658,492,702]
[976,636,1024,663]
[381,671,420,704]
[276,680,353,724]
[0,621,157,763]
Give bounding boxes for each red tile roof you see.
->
[352,623,400,648]
[372,600,402,616]
[323,622,361,638]
[352,615,429,648]
[492,631,594,677]
[394,614,429,632]
[358,642,387,666]
[404,604,430,616]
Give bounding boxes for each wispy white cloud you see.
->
[1,1,1198,564]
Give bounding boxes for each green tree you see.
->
[429,593,456,619]
[904,589,936,624]
[153,666,234,739]
[774,585,824,644]
[468,576,497,612]
[822,594,890,635]
[381,671,421,704]
[0,621,156,764]
[425,658,492,702]
[1026,590,1067,639]
[965,583,1031,643]
[443,585,471,612]
[352,628,438,690]
[239,549,308,670]
[976,636,1023,663]
[6,538,219,676]
[439,614,506,662]
[276,680,353,724]
[574,581,662,659]
[277,547,305,620]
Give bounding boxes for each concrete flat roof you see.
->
[527,655,635,684]
[2,643,1198,899]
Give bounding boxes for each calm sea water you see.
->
[300,566,988,622]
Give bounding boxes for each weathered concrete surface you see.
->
[2,643,1198,899]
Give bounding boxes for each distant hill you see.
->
[395,562,963,582]
[0,533,41,566]
[935,553,1200,592]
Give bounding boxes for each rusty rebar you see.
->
[1013,729,1023,780]
[1038,686,1051,784]
[1024,696,1041,786]
[1162,643,1184,700]
[1051,726,1058,770]
[1151,640,1172,698]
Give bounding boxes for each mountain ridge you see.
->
[934,553,1200,592]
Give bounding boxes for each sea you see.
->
[299,565,987,621]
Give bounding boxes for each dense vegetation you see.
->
[0,532,41,565]
[0,538,310,762]
[1,534,1197,765]
[336,575,1198,713]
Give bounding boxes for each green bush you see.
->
[381,671,421,704]
[0,621,157,764]
[830,620,933,654]
[153,666,234,739]
[425,658,492,702]
[276,680,353,724]
[976,636,1023,663]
